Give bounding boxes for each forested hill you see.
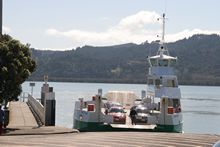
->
[30,34,220,86]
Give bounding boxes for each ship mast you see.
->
[161,13,165,45]
[157,13,169,56]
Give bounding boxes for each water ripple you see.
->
[183,110,220,116]
[182,97,220,102]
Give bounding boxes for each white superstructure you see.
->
[146,13,183,132]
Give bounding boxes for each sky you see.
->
[3,0,220,51]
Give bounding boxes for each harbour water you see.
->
[21,81,220,135]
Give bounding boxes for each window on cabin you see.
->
[167,98,173,107]
[167,79,176,87]
[148,79,154,85]
[150,59,157,66]
[158,59,168,66]
[170,59,177,66]
[173,99,181,113]
[155,79,161,88]
[167,98,181,113]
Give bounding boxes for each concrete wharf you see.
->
[1,101,219,147]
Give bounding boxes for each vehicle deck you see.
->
[110,109,156,130]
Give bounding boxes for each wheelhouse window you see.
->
[150,59,157,66]
[158,59,168,66]
[170,59,177,66]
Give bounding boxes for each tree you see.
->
[0,34,36,106]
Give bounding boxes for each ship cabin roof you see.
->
[148,54,177,67]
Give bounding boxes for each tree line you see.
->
[29,34,220,86]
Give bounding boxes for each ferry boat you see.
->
[73,13,183,133]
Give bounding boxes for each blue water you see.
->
[21,82,220,135]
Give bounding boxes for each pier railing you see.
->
[27,94,45,125]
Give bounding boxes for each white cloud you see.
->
[46,11,220,49]
[118,11,160,29]
[46,11,161,47]
[46,29,58,36]
[34,46,73,51]
[166,29,220,42]
[3,26,11,34]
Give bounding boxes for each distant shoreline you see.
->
[27,77,220,86]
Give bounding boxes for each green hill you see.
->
[29,34,220,85]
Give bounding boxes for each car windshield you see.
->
[111,103,122,107]
[106,102,122,108]
[136,108,149,114]
[109,108,124,113]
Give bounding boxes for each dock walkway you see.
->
[8,101,38,128]
[4,101,77,135]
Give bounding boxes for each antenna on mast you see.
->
[157,13,169,56]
